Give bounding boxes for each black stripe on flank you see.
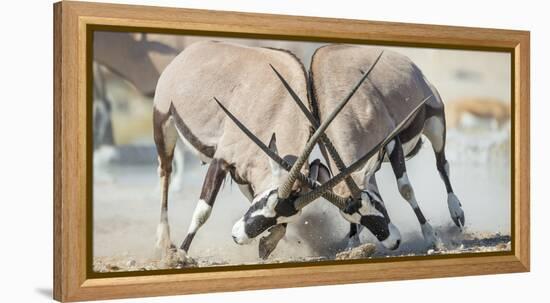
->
[169,103,216,158]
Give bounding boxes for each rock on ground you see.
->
[335,243,376,260]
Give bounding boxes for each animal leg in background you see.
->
[179,158,228,259]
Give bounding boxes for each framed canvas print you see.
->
[53,1,530,301]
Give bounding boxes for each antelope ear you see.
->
[268,133,282,181]
[309,159,331,184]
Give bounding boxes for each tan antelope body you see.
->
[310,45,464,246]
[153,41,314,260]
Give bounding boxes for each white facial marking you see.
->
[250,193,278,219]
[359,192,384,217]
[340,210,362,224]
[381,223,401,250]
[187,199,212,234]
[231,218,252,245]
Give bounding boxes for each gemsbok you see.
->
[153,41,328,260]
[226,44,465,250]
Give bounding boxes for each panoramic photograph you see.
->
[91,31,511,273]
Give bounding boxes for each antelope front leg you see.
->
[178,158,228,261]
[258,224,287,259]
[386,138,438,247]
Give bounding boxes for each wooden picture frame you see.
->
[53,1,530,301]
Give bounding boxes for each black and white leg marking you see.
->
[423,107,465,228]
[387,137,437,246]
[179,158,228,258]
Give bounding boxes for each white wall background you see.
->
[0,0,546,302]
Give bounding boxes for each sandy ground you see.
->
[93,131,511,272]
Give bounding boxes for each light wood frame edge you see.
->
[53,1,530,301]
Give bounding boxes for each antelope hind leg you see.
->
[423,107,465,229]
[153,111,178,258]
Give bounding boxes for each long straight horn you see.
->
[270,52,383,198]
[212,97,349,209]
[294,94,433,210]
[271,63,361,197]
[277,55,381,199]
[213,97,288,170]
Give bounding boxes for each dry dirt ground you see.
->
[93,232,511,272]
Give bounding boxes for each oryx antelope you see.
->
[227,44,465,250]
[153,41,323,260]
[311,45,464,246]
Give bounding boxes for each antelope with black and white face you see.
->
[226,45,465,251]
[153,40,327,260]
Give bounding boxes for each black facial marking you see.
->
[343,198,361,215]
[360,215,390,241]
[244,215,277,239]
[342,192,392,242]
[274,194,300,217]
[242,190,299,239]
[363,191,391,223]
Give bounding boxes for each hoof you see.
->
[447,193,465,229]
[177,249,189,263]
[420,222,440,249]
[156,222,174,257]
